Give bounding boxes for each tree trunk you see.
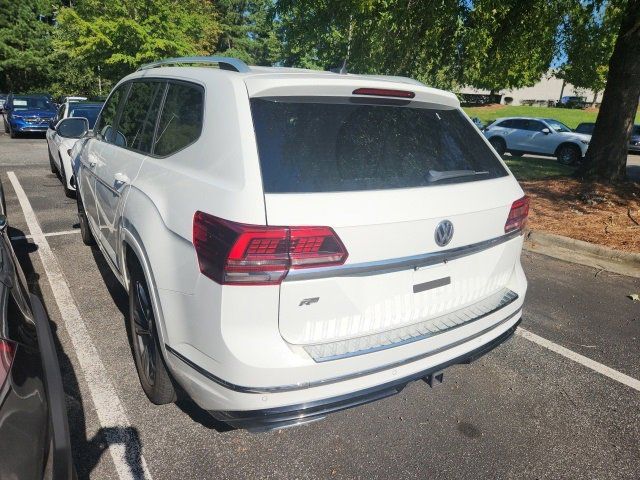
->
[581,0,640,183]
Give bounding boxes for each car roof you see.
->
[67,101,103,107]
[116,58,459,107]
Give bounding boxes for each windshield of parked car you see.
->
[11,95,54,111]
[69,104,102,129]
[250,96,507,193]
[575,123,595,134]
[545,119,572,133]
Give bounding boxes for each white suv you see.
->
[484,117,591,164]
[74,56,528,431]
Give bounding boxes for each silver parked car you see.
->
[484,117,590,164]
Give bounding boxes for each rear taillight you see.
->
[193,212,348,285]
[0,339,16,390]
[505,196,530,233]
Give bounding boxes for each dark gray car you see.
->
[0,181,74,479]
[575,122,640,152]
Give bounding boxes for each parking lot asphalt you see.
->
[0,126,639,480]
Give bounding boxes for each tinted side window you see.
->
[153,83,204,156]
[95,86,126,143]
[116,81,166,153]
[496,120,514,128]
[510,119,528,130]
[525,120,546,131]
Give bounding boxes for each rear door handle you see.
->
[113,172,130,186]
[88,160,97,168]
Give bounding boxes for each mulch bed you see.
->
[522,178,640,252]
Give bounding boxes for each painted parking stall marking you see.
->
[10,228,80,241]
[7,171,153,480]
[517,328,640,392]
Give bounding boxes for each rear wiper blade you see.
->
[426,169,490,182]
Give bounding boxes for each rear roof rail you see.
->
[137,56,251,73]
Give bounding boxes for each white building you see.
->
[460,72,601,106]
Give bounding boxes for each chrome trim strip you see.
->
[306,289,518,362]
[285,230,522,281]
[166,307,522,394]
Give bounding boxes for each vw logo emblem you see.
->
[434,220,454,247]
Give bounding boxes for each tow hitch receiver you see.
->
[424,371,444,388]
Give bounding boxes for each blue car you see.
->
[3,94,57,138]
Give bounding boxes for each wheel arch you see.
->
[120,221,171,360]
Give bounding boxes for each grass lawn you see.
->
[502,155,575,181]
[463,105,640,129]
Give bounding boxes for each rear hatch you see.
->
[246,77,524,355]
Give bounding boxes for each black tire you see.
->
[59,156,75,198]
[509,150,524,157]
[128,260,176,405]
[48,149,58,173]
[556,144,581,165]
[9,125,16,139]
[76,193,96,246]
[489,137,506,156]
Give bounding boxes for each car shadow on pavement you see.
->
[9,226,148,479]
[89,245,235,434]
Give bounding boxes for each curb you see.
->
[523,230,640,278]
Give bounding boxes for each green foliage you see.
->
[558,0,621,94]
[464,105,640,129]
[276,0,465,89]
[53,0,222,92]
[0,0,58,92]
[215,0,281,65]
[460,0,569,92]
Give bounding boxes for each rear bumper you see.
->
[213,317,521,431]
[30,294,74,480]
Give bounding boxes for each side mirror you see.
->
[57,117,89,139]
[0,214,7,232]
[541,128,551,135]
[49,119,57,129]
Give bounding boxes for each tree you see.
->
[558,0,621,103]
[581,0,640,182]
[0,0,58,92]
[276,0,569,92]
[460,0,569,93]
[215,0,281,65]
[53,0,222,90]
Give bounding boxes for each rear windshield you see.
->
[69,104,102,129]
[250,97,507,193]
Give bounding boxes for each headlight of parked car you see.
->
[11,115,23,120]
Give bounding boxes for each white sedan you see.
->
[483,117,591,164]
[46,101,103,197]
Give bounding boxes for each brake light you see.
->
[505,196,530,233]
[0,339,16,391]
[193,212,348,285]
[352,88,415,99]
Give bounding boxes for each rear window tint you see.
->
[250,97,507,193]
[153,83,204,156]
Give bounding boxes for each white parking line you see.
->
[10,229,80,241]
[517,328,640,392]
[7,172,152,480]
